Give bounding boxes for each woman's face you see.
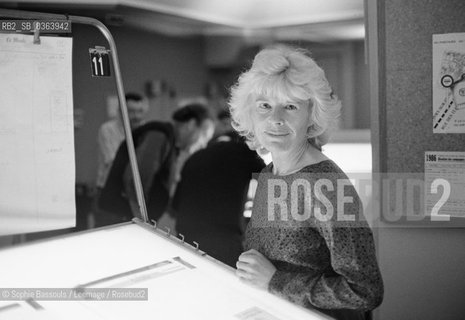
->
[251,95,311,154]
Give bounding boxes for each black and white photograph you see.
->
[0,1,464,319]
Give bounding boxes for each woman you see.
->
[230,45,383,320]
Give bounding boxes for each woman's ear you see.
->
[186,118,197,132]
[306,124,316,138]
[257,146,270,156]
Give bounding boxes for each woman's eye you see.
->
[286,104,298,110]
[258,102,271,109]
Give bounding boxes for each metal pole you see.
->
[0,9,150,223]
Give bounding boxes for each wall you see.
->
[354,41,370,128]
[308,41,370,129]
[72,25,207,185]
[373,0,465,319]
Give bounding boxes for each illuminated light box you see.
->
[0,221,332,320]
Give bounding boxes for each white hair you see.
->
[228,44,341,150]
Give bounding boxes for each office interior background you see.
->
[0,0,464,319]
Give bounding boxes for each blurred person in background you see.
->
[97,103,214,226]
[95,92,148,193]
[172,110,265,267]
[92,93,148,228]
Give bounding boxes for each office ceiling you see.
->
[2,0,365,41]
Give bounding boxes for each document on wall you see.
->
[425,151,465,220]
[0,34,75,236]
[432,33,465,133]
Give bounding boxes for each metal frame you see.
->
[0,8,149,223]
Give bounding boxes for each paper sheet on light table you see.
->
[0,223,331,320]
[0,34,75,235]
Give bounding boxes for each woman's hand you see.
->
[236,249,277,289]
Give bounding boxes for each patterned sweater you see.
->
[245,160,383,320]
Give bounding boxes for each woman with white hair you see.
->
[231,45,383,320]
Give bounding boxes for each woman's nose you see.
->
[268,108,285,126]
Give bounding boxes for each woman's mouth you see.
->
[265,131,289,137]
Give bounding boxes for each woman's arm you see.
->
[269,224,383,310]
[269,185,384,311]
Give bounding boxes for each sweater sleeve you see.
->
[268,180,384,311]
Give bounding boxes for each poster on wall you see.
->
[425,151,465,220]
[432,33,465,133]
[0,34,75,236]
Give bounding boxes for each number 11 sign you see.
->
[89,47,111,77]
